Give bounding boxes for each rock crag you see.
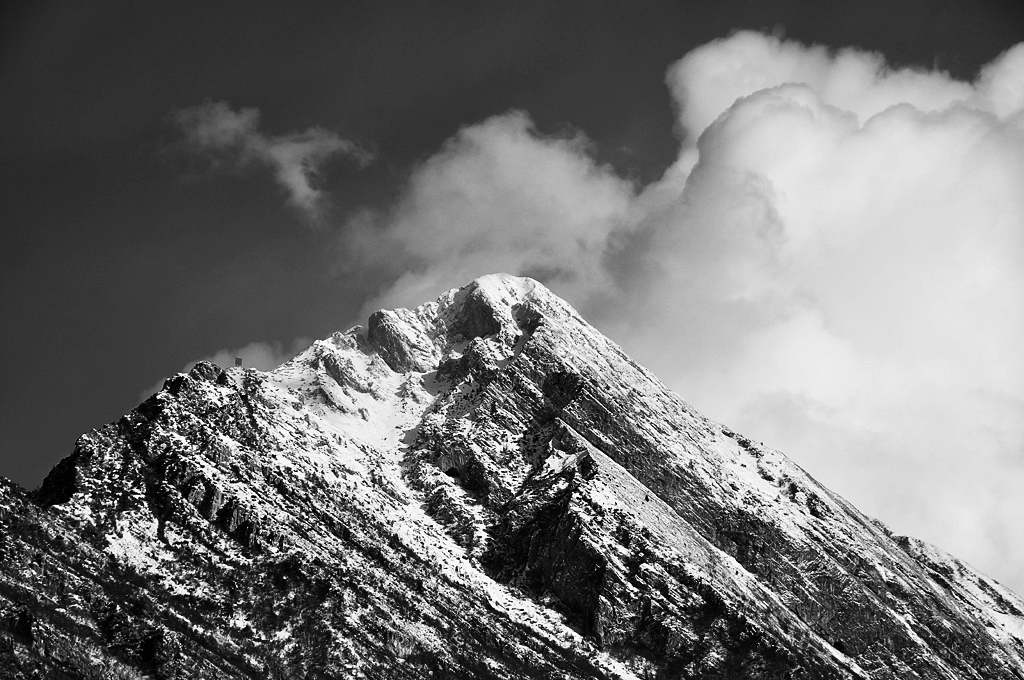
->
[2,274,1023,679]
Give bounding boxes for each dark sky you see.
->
[2,0,1022,488]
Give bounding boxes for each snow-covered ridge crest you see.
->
[268,272,1024,676]
[5,273,1024,678]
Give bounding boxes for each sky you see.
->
[2,1,1022,591]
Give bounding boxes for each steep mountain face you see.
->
[3,274,1024,679]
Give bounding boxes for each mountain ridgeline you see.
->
[2,274,1023,679]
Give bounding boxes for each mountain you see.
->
[2,273,1023,679]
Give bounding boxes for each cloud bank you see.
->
[173,101,371,224]
[347,32,1024,590]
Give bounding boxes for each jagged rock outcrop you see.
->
[2,274,1023,679]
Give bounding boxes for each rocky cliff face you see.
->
[3,274,1023,679]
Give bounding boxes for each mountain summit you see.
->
[2,274,1023,679]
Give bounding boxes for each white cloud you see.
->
[173,101,371,224]
[349,111,635,314]
[139,338,311,400]
[665,31,975,143]
[628,32,1024,591]
[348,32,1024,592]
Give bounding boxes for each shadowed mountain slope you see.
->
[2,274,1023,679]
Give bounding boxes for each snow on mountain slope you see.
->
[2,273,1023,679]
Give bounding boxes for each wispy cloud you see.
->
[346,32,1024,591]
[172,101,372,224]
[139,338,311,400]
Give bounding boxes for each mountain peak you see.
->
[363,273,550,373]
[4,275,1024,679]
[465,271,541,301]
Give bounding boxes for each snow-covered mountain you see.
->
[3,274,1023,679]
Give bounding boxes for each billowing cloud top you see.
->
[174,31,1024,592]
[349,111,635,310]
[357,31,1024,591]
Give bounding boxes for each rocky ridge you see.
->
[2,273,1023,679]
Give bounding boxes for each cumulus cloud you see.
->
[139,338,311,400]
[665,31,976,143]
[173,101,371,224]
[347,111,635,314]
[627,33,1024,590]
[348,32,1024,591]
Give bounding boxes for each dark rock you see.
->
[367,310,434,372]
[189,361,224,383]
[4,274,1024,680]
[2,605,35,647]
[33,448,86,506]
[450,283,503,340]
[161,374,189,395]
[542,371,585,411]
